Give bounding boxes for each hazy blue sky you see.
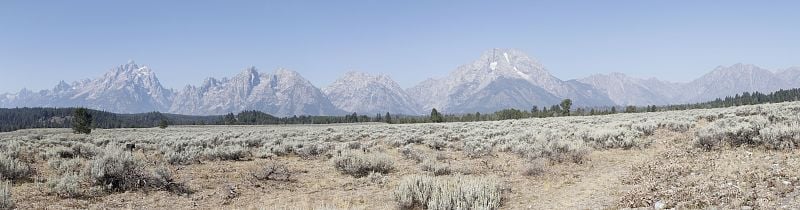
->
[1,0,799,93]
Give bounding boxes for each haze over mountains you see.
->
[2,49,799,116]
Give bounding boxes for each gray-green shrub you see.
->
[420,158,451,176]
[0,154,33,181]
[47,173,82,198]
[203,145,249,161]
[86,146,149,191]
[0,181,12,209]
[393,175,502,210]
[332,151,394,177]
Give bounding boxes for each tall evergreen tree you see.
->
[625,105,637,113]
[158,119,168,129]
[223,113,237,125]
[72,107,92,134]
[541,107,548,118]
[430,108,444,123]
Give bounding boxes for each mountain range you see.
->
[2,49,799,116]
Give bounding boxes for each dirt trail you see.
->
[508,130,684,209]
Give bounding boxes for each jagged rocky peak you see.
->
[232,66,261,85]
[100,60,161,87]
[606,72,629,78]
[700,63,776,82]
[709,63,768,75]
[166,66,342,116]
[272,68,312,86]
[342,71,372,79]
[274,67,302,78]
[52,80,71,92]
[480,48,542,66]
[201,77,221,88]
[449,48,559,89]
[475,48,546,76]
[336,71,394,84]
[580,72,641,84]
[324,71,420,115]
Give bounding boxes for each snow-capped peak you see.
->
[137,66,153,76]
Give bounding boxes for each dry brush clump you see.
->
[756,121,800,150]
[463,140,493,158]
[47,173,82,198]
[393,175,502,210]
[620,147,800,209]
[86,146,151,192]
[399,145,425,163]
[0,181,12,209]
[251,161,293,182]
[420,158,452,176]
[48,157,83,175]
[83,145,189,195]
[693,103,800,151]
[203,144,250,161]
[165,147,202,165]
[522,158,548,176]
[693,115,768,150]
[0,154,33,181]
[332,150,394,177]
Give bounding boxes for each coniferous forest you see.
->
[2,88,800,132]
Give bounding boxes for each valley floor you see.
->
[2,102,800,209]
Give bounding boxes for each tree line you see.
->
[406,89,800,123]
[3,88,800,132]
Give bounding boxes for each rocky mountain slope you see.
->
[1,61,172,113]
[407,48,613,113]
[323,72,420,115]
[2,51,799,115]
[170,67,343,116]
[579,63,797,105]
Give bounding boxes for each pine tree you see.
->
[384,112,392,124]
[224,113,237,125]
[550,105,561,117]
[350,112,358,123]
[158,119,168,129]
[430,108,444,123]
[625,105,637,113]
[72,107,92,134]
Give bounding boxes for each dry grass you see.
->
[0,102,799,208]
